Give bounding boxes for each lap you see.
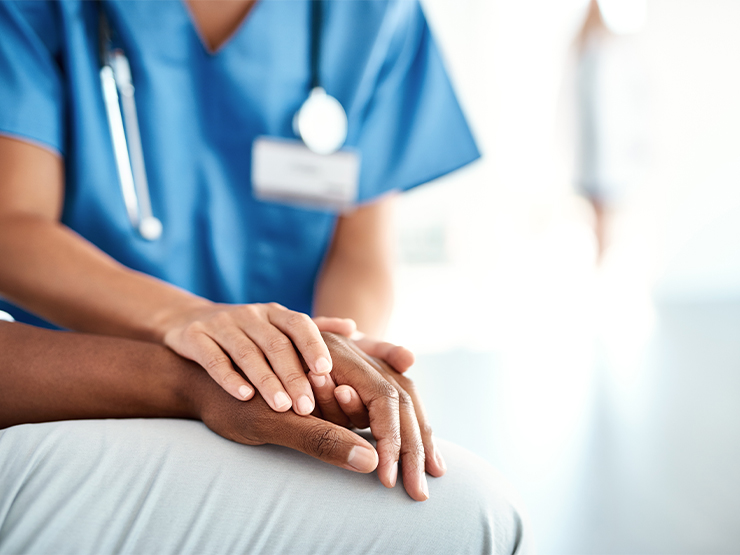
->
[0,419,532,555]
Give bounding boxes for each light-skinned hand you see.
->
[161,302,352,415]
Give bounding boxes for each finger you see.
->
[269,411,379,474]
[240,320,316,415]
[178,329,254,402]
[214,327,295,413]
[321,332,401,489]
[382,374,429,501]
[394,373,446,478]
[346,341,436,496]
[353,338,415,373]
[349,342,444,476]
[334,385,370,429]
[309,372,350,427]
[268,305,333,375]
[313,316,357,338]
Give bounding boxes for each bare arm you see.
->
[0,321,377,473]
[0,137,206,340]
[0,136,339,412]
[0,322,443,500]
[313,193,397,338]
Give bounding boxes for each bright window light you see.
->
[597,0,647,34]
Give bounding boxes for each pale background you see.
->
[387,1,740,553]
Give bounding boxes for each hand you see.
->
[197,385,381,477]
[161,301,348,415]
[0,320,380,477]
[310,318,417,444]
[312,317,415,374]
[309,332,446,501]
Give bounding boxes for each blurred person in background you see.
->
[575,0,647,259]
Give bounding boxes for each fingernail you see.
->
[274,392,291,410]
[347,446,377,472]
[314,356,332,375]
[310,373,326,388]
[433,437,447,471]
[436,449,447,472]
[296,395,314,415]
[420,474,429,500]
[335,388,352,404]
[238,385,252,399]
[389,462,399,487]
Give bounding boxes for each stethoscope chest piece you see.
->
[294,87,348,155]
[138,215,163,241]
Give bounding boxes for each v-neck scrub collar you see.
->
[0,0,480,328]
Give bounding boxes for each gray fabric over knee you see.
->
[0,419,532,555]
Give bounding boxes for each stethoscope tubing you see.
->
[99,4,162,240]
[100,63,140,230]
[98,0,343,241]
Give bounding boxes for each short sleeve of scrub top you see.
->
[0,0,480,326]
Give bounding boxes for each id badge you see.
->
[251,136,361,212]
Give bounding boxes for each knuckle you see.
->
[381,428,402,453]
[402,435,426,460]
[183,321,206,338]
[419,422,434,438]
[220,372,242,387]
[257,373,280,388]
[267,302,285,312]
[241,304,261,318]
[306,426,342,458]
[302,336,323,351]
[283,372,307,387]
[204,354,230,373]
[265,334,293,354]
[211,311,233,327]
[397,390,413,408]
[286,311,312,329]
[379,381,399,402]
[235,343,260,362]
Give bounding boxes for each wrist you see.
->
[149,296,214,343]
[169,355,212,420]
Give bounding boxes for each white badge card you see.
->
[251,137,361,212]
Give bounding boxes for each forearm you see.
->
[313,257,394,338]
[0,321,205,429]
[0,215,209,341]
[313,195,397,338]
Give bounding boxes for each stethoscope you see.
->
[98,0,348,241]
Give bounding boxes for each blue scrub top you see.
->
[0,0,479,326]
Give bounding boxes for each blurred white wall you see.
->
[392,3,740,553]
[644,0,740,301]
[388,0,594,352]
[388,0,740,353]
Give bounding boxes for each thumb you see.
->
[313,316,357,338]
[272,413,378,473]
[352,338,415,374]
